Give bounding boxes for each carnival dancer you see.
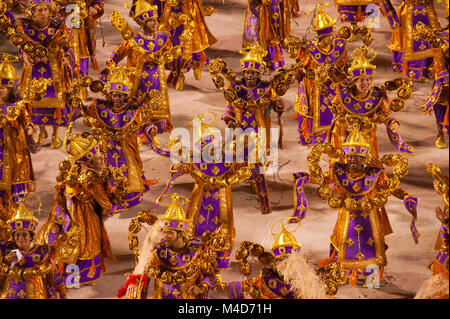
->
[218,218,344,298]
[77,65,158,213]
[104,0,180,135]
[162,0,217,90]
[285,4,348,146]
[389,0,441,81]
[0,197,68,299]
[39,132,122,286]
[0,53,38,241]
[56,0,104,98]
[117,194,225,299]
[14,0,74,148]
[328,46,415,159]
[243,0,293,72]
[292,130,420,287]
[208,43,295,215]
[166,112,254,269]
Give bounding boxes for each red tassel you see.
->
[300,117,311,139]
[116,274,147,299]
[349,269,357,287]
[443,107,449,126]
[275,45,283,62]
[356,6,364,23]
[54,108,62,120]
[92,57,100,71]
[200,51,207,66]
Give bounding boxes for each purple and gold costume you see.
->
[82,99,156,213]
[286,5,347,145]
[293,132,420,286]
[0,242,65,298]
[57,1,104,82]
[227,267,297,299]
[107,10,175,132]
[162,0,217,88]
[0,9,16,35]
[420,28,449,148]
[117,195,222,299]
[176,157,253,269]
[0,102,36,229]
[329,85,414,159]
[243,0,290,71]
[0,201,67,299]
[293,23,347,145]
[15,3,74,128]
[0,53,38,240]
[224,220,305,299]
[389,0,441,81]
[222,79,275,215]
[329,47,414,159]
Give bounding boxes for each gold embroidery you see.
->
[169,256,178,266]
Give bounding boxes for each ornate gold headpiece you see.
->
[270,218,302,258]
[308,3,336,35]
[239,43,267,74]
[348,46,377,79]
[0,52,20,87]
[7,194,42,234]
[105,65,134,96]
[160,193,190,232]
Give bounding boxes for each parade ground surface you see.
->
[1,0,448,299]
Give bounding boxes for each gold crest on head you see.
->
[308,3,336,32]
[348,46,377,78]
[7,195,42,234]
[343,128,370,149]
[270,218,302,257]
[133,0,158,23]
[28,0,52,9]
[105,65,134,95]
[239,44,267,74]
[160,193,189,232]
[66,133,97,162]
[0,52,20,87]
[342,126,370,157]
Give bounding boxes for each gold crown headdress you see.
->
[239,43,267,74]
[132,0,158,25]
[105,65,134,96]
[65,132,98,163]
[7,194,42,234]
[0,52,20,88]
[270,218,302,258]
[28,0,52,9]
[342,126,370,157]
[348,46,377,79]
[160,193,190,232]
[308,3,336,36]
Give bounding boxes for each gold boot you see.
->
[436,133,445,149]
[194,66,201,81]
[35,126,48,145]
[175,75,184,91]
[50,131,61,149]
